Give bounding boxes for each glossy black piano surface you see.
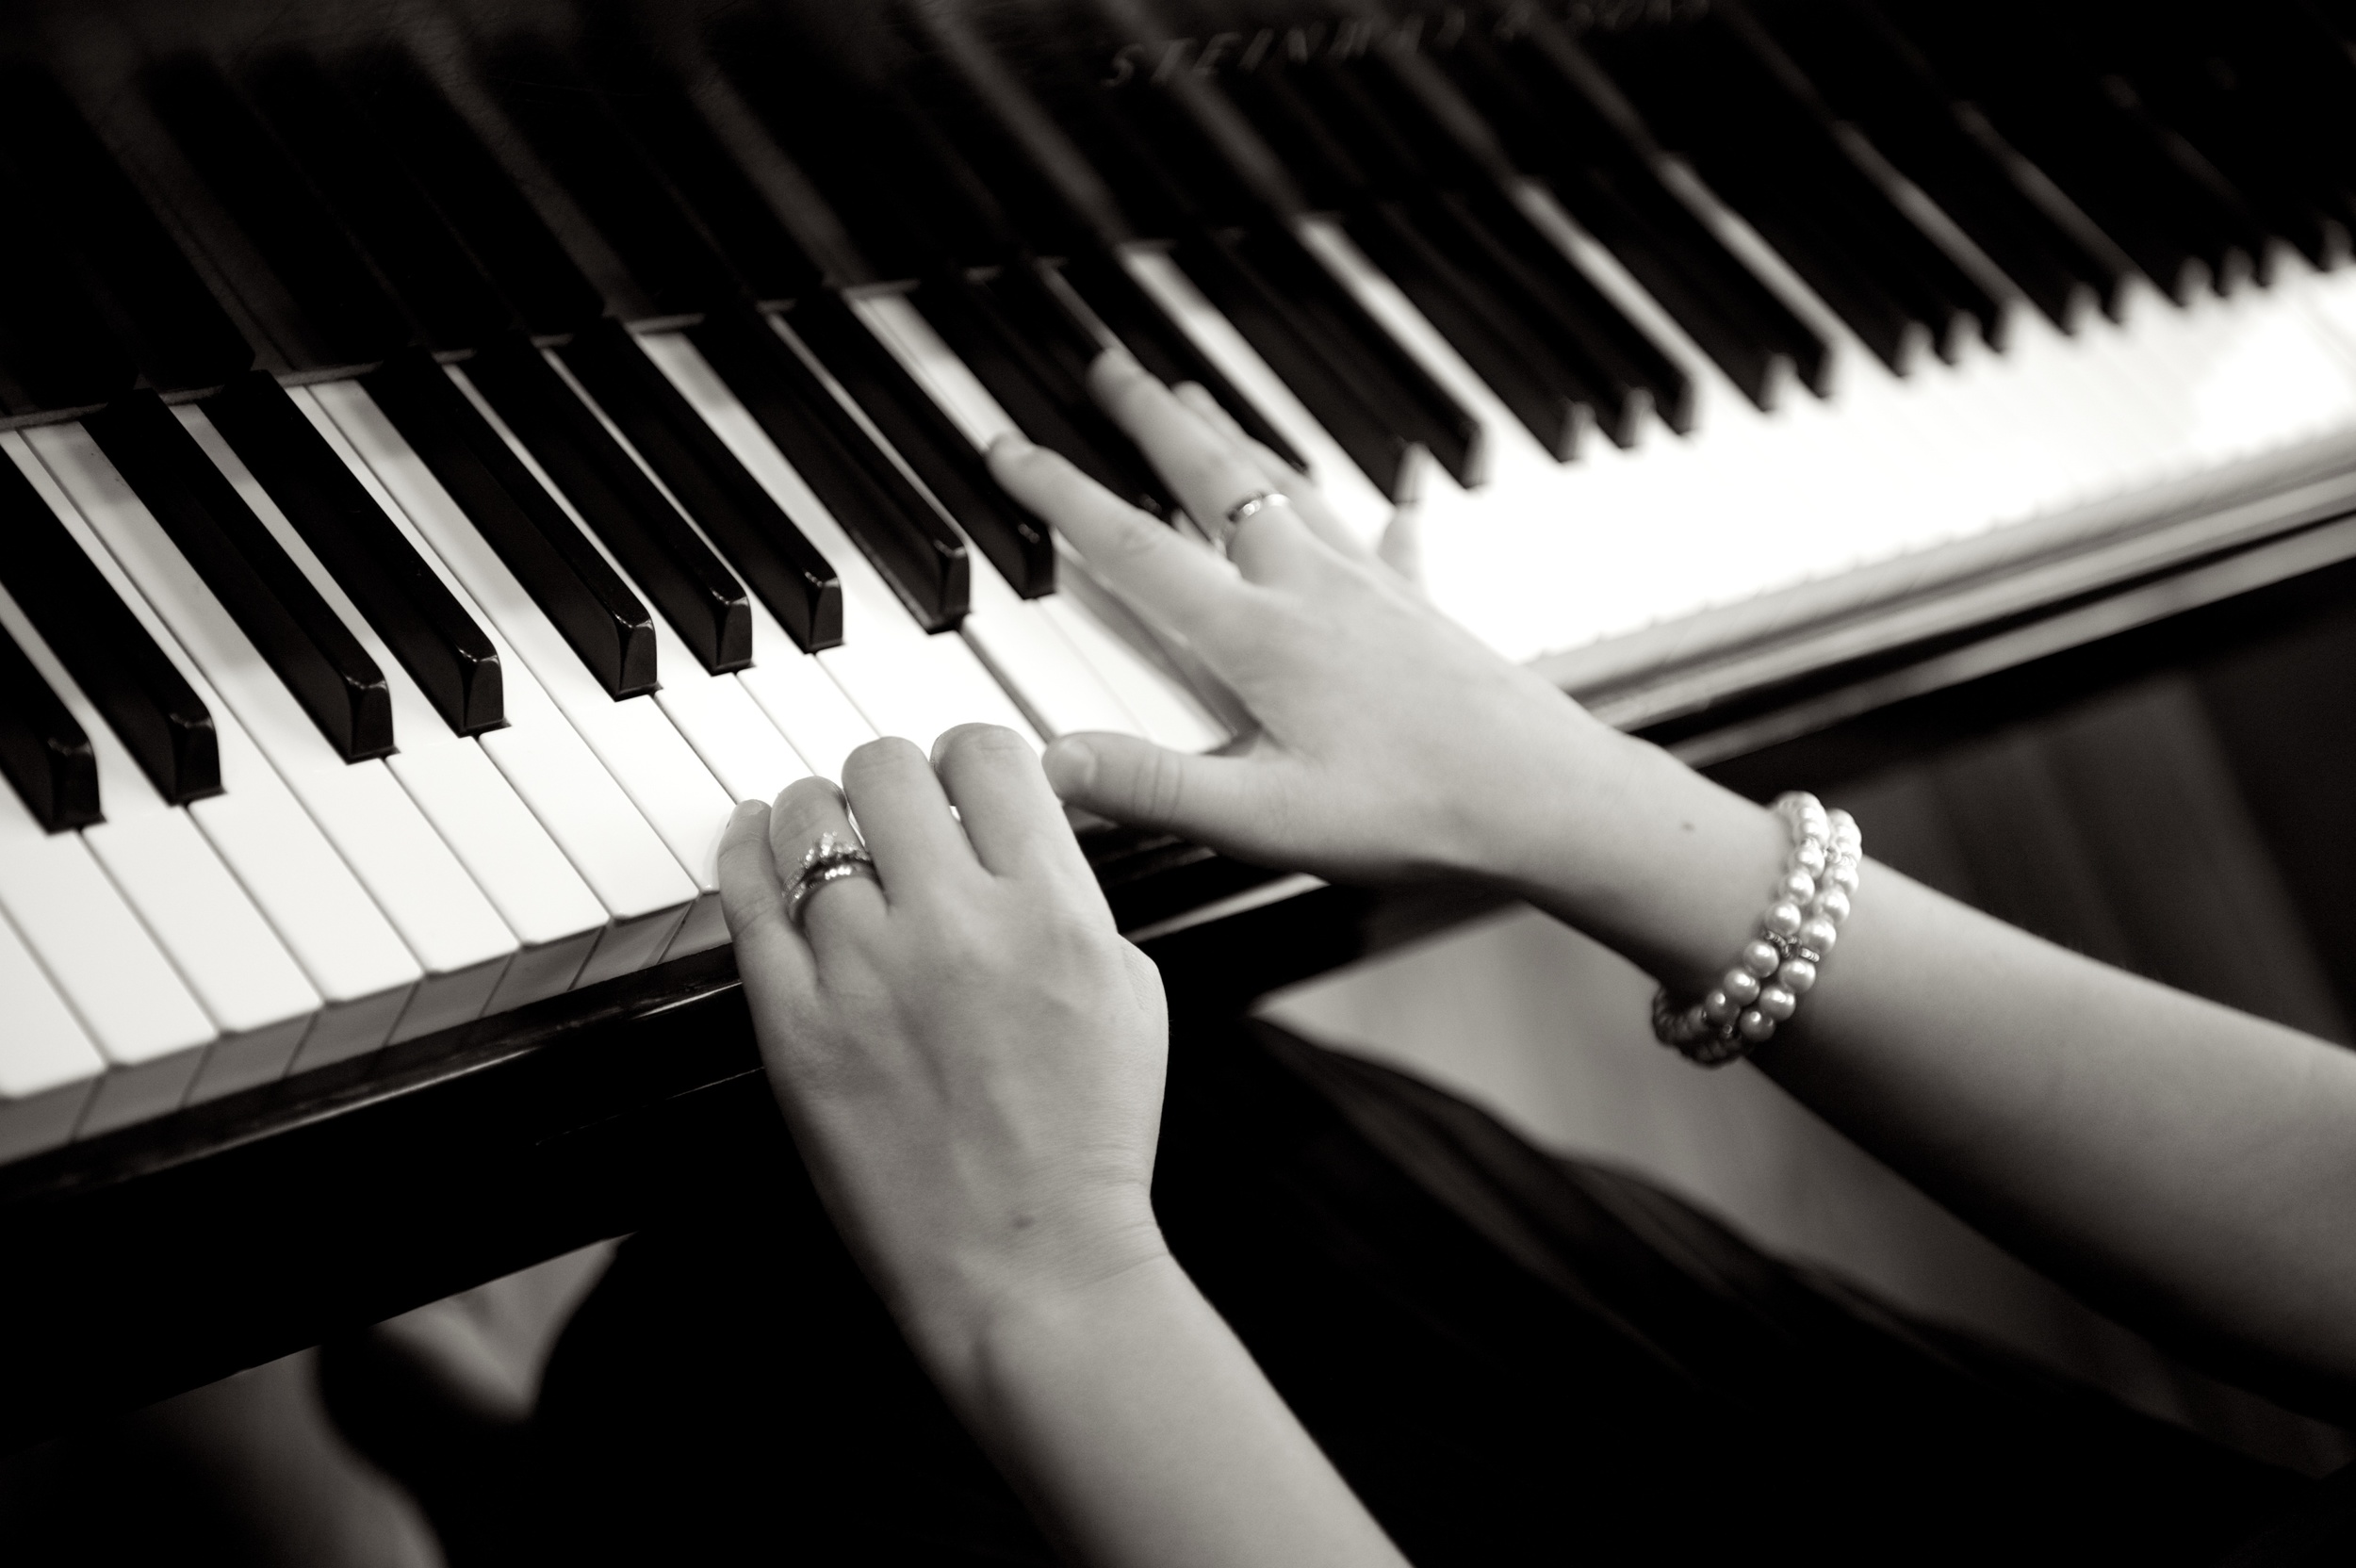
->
[4,0,2356,1447]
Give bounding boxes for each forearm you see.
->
[1495,727,2356,1384]
[920,1250,1408,1568]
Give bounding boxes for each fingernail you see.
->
[988,431,1033,459]
[1044,736,1097,795]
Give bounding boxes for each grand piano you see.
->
[5,0,2356,1448]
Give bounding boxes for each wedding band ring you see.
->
[1216,490,1290,548]
[785,831,879,928]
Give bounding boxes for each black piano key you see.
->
[918,268,1175,515]
[1754,0,2115,325]
[1175,225,1414,498]
[338,47,605,338]
[0,451,220,804]
[364,351,656,698]
[2119,53,2329,267]
[0,165,137,416]
[914,10,1412,487]
[687,307,969,631]
[558,319,843,649]
[574,22,827,306]
[242,51,517,354]
[465,335,751,675]
[143,55,408,368]
[86,392,395,762]
[1054,250,1306,471]
[780,293,1055,600]
[1075,50,1486,483]
[0,455,220,805]
[1878,0,2254,302]
[1211,56,1585,453]
[0,62,254,393]
[484,37,740,321]
[1433,16,1828,401]
[1579,11,1951,369]
[0,621,101,833]
[1432,186,1684,440]
[705,13,938,283]
[202,370,504,735]
[1234,220,1485,486]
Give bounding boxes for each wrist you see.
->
[894,1192,1174,1402]
[1475,726,1788,994]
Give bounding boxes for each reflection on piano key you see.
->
[293,384,700,987]
[0,576,321,1100]
[187,407,611,1013]
[10,428,423,1066]
[34,421,515,1045]
[309,381,735,960]
[0,905,104,1162]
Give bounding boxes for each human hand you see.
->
[716,727,1171,1381]
[986,352,1626,890]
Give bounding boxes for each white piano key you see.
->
[447,364,811,808]
[304,382,734,960]
[12,427,421,1068]
[0,906,104,1162]
[0,740,213,1135]
[0,570,319,1102]
[182,406,611,1013]
[631,330,1044,760]
[293,384,697,988]
[27,422,512,1045]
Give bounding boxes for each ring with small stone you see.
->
[785,831,880,928]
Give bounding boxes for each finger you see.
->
[717,799,818,996]
[769,776,886,956]
[932,724,1101,893]
[1171,383,1372,564]
[1090,353,1284,545]
[840,736,978,897]
[1042,730,1268,842]
[989,434,1241,641]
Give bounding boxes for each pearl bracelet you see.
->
[1651,792,1861,1067]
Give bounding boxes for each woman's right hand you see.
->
[989,353,1622,890]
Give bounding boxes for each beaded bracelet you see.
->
[1651,792,1861,1067]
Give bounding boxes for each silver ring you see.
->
[1215,490,1290,549]
[785,831,879,928]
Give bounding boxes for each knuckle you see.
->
[1138,746,1188,827]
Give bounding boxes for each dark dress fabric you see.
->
[530,1016,2345,1565]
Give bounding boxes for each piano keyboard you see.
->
[3,0,2355,1159]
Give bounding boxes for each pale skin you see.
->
[717,351,2356,1565]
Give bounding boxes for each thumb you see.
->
[1043,731,1266,840]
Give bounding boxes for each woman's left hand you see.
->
[716,726,1172,1385]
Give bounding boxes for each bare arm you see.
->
[994,352,2356,1400]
